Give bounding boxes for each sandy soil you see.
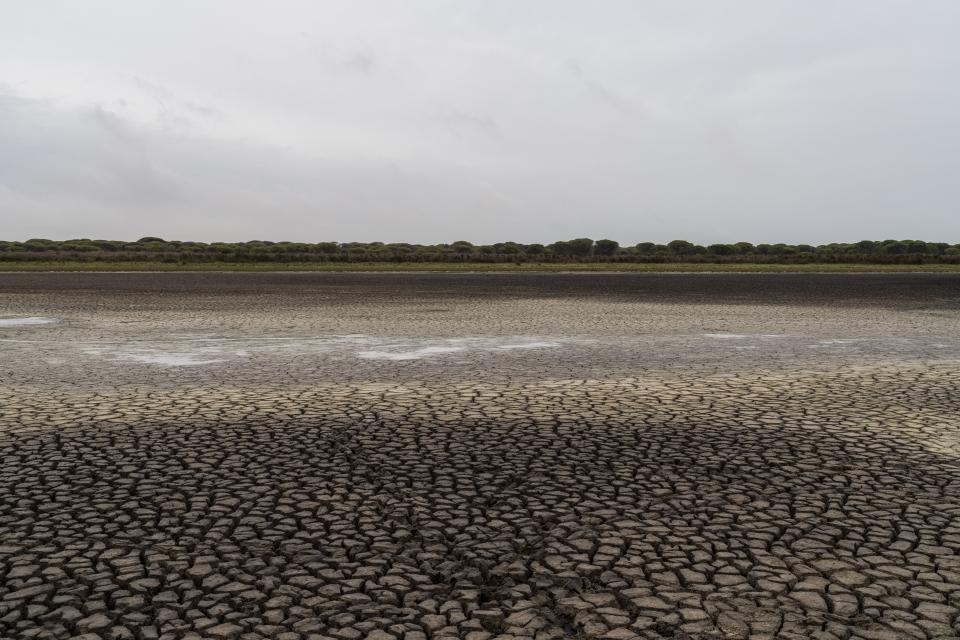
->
[1,272,958,639]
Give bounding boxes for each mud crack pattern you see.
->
[1,273,959,639]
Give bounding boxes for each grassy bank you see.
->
[2,261,960,273]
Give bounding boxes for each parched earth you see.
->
[1,273,959,640]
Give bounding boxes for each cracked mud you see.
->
[1,273,959,640]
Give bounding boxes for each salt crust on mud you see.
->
[80,335,566,366]
[0,316,57,326]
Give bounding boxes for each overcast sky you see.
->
[2,1,959,244]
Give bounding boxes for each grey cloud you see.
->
[343,51,376,76]
[0,93,180,204]
[1,1,959,243]
[0,89,532,241]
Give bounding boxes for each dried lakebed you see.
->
[1,272,959,640]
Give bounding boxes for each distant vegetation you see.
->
[1,237,959,265]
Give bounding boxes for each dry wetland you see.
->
[1,271,959,640]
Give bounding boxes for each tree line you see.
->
[1,237,959,264]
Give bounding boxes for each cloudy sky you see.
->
[2,1,958,244]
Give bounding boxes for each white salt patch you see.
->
[356,346,465,361]
[82,344,225,366]
[496,341,560,350]
[119,352,225,366]
[809,339,861,349]
[80,334,571,365]
[0,316,57,326]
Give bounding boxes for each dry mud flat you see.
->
[1,273,959,640]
